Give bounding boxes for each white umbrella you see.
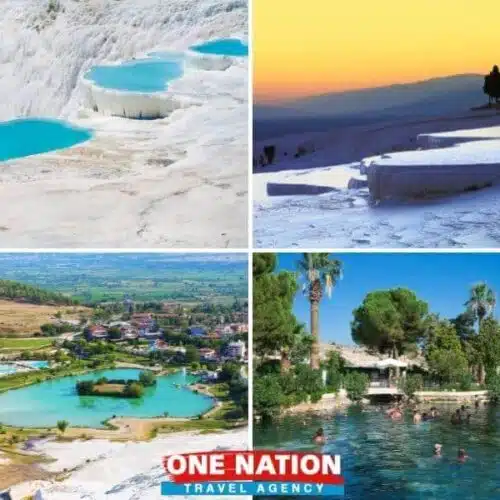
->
[376,358,407,369]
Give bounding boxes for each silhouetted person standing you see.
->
[484,65,500,105]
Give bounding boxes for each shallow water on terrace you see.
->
[0,368,213,428]
[24,360,49,369]
[0,361,48,376]
[255,404,500,500]
[190,38,248,57]
[0,364,17,376]
[85,57,184,92]
[0,119,92,162]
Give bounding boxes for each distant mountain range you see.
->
[254,74,487,139]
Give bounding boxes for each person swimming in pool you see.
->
[313,428,326,445]
[434,443,442,456]
[451,409,462,424]
[458,448,469,462]
[413,410,422,424]
[386,406,398,416]
[391,408,402,420]
[460,404,470,416]
[430,407,439,418]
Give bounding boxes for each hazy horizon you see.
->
[255,72,484,106]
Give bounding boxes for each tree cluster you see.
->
[0,279,77,305]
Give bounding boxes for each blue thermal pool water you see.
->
[85,58,184,92]
[0,119,92,162]
[24,361,49,369]
[0,361,49,376]
[0,364,17,376]
[256,404,500,500]
[0,368,214,428]
[190,38,248,57]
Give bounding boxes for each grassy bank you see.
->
[0,337,53,351]
[0,361,115,393]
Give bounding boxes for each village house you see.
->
[215,325,234,336]
[151,340,186,355]
[230,323,248,334]
[200,371,219,383]
[188,326,207,337]
[225,340,246,360]
[85,325,108,340]
[199,348,218,362]
[131,313,156,330]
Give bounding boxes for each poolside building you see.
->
[321,344,426,388]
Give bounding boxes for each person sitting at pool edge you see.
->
[458,448,469,462]
[434,443,442,456]
[313,428,326,445]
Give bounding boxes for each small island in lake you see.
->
[76,370,156,399]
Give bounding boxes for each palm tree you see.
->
[298,253,342,370]
[465,282,496,329]
[465,282,496,383]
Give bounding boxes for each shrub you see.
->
[458,372,474,391]
[487,373,500,401]
[124,382,144,398]
[138,370,156,387]
[76,380,94,395]
[57,420,69,434]
[399,373,423,398]
[254,374,284,421]
[219,362,241,382]
[343,372,369,401]
[324,351,345,393]
[294,364,324,403]
[47,0,60,14]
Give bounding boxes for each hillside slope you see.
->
[0,279,76,305]
[0,0,248,247]
[0,0,247,119]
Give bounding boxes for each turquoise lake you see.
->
[0,118,92,162]
[0,369,214,428]
[255,404,500,500]
[85,58,184,92]
[190,38,248,57]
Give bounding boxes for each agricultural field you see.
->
[0,254,248,304]
[0,300,90,337]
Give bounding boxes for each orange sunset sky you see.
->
[253,0,499,103]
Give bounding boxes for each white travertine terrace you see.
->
[81,76,198,119]
[418,125,500,148]
[366,139,500,200]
